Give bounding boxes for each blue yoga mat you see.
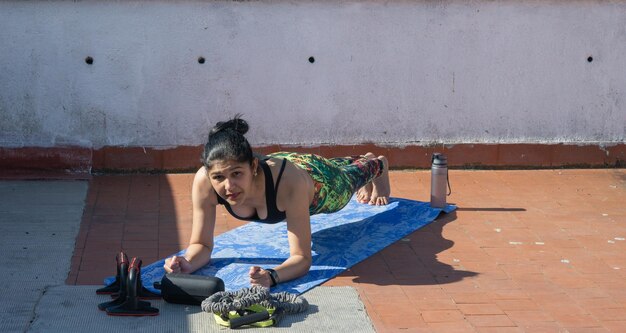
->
[105,197,455,295]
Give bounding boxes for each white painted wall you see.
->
[1,1,625,149]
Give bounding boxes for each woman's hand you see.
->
[249,266,273,288]
[164,255,193,274]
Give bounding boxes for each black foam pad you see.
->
[154,273,225,305]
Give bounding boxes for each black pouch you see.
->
[154,273,225,305]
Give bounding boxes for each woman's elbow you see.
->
[302,255,312,272]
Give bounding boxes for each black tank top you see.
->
[216,157,287,223]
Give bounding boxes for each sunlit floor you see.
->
[68,169,626,332]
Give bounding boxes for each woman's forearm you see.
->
[274,254,312,283]
[184,243,213,272]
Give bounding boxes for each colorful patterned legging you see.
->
[268,152,384,215]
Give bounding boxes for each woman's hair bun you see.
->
[202,114,253,168]
[210,114,249,136]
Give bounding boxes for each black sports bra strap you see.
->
[258,159,273,194]
[274,159,287,192]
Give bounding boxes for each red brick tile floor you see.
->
[68,169,626,332]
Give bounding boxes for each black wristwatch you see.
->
[265,268,280,287]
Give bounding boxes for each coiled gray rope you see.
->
[201,286,308,315]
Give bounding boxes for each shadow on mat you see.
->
[345,210,477,286]
[310,199,477,287]
[209,257,286,268]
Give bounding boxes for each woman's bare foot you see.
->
[369,155,391,205]
[357,183,373,203]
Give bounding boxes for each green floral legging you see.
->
[268,152,384,215]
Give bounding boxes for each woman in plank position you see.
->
[164,115,391,288]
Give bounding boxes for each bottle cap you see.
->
[432,153,447,166]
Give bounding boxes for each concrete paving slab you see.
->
[29,285,375,333]
[0,181,88,333]
[0,180,375,332]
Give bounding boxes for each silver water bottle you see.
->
[430,153,449,208]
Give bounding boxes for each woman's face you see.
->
[207,159,257,205]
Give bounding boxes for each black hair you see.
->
[201,115,254,169]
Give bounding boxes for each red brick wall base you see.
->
[1,143,625,175]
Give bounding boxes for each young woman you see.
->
[163,116,391,288]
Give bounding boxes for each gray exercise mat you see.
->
[29,285,375,333]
